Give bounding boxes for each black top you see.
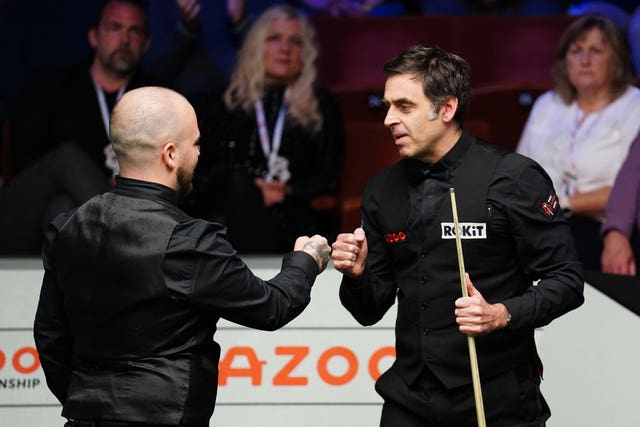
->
[341,131,583,332]
[34,176,319,424]
[192,84,344,215]
[11,65,163,176]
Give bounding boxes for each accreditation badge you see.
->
[103,143,120,176]
[269,155,291,183]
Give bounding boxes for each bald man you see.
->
[34,87,331,427]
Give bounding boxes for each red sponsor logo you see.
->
[384,231,407,244]
[0,347,40,374]
[19,345,395,386]
[19,344,396,388]
[541,194,558,218]
[218,345,395,386]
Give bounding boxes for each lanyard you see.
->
[92,77,126,137]
[254,90,288,178]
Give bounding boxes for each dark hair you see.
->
[552,14,633,104]
[383,45,471,126]
[94,0,149,33]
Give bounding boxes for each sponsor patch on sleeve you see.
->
[539,193,559,218]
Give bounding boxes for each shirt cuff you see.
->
[340,268,369,290]
[501,298,521,330]
[284,251,320,279]
[601,223,632,239]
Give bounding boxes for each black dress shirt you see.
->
[34,176,320,423]
[344,131,583,331]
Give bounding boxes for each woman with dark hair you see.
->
[194,5,344,254]
[517,14,640,270]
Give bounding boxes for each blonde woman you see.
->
[195,5,344,254]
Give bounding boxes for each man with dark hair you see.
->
[1,0,200,254]
[34,86,331,427]
[331,45,584,426]
[14,0,154,179]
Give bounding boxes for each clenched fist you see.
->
[331,227,367,278]
[295,235,331,273]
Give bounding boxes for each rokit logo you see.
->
[0,346,42,389]
[440,222,487,239]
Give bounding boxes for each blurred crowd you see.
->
[0,0,639,276]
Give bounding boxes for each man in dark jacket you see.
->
[33,86,331,427]
[331,45,584,426]
[1,0,200,255]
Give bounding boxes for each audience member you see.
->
[1,0,198,254]
[11,0,196,177]
[34,86,331,426]
[517,14,640,270]
[569,1,640,74]
[0,144,109,254]
[146,0,258,105]
[193,5,344,254]
[601,131,640,276]
[143,0,210,100]
[0,0,231,129]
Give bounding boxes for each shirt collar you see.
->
[405,129,474,185]
[113,176,179,206]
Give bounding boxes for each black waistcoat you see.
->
[53,191,220,425]
[378,141,536,389]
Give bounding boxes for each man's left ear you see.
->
[441,97,459,123]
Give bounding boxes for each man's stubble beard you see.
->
[176,166,194,197]
[104,48,138,77]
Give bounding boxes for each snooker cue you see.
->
[449,188,487,427]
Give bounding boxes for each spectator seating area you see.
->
[312,14,573,231]
[0,15,574,232]
[314,15,571,91]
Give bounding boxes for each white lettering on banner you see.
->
[440,222,487,239]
